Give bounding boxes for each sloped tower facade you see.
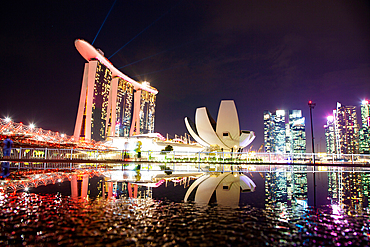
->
[73,40,158,142]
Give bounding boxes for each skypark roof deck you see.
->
[75,39,158,95]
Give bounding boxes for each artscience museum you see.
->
[185,100,255,151]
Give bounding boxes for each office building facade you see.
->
[274,110,286,153]
[336,103,359,154]
[324,116,336,154]
[263,111,274,153]
[288,110,306,153]
[324,102,360,154]
[264,109,306,153]
[359,100,370,154]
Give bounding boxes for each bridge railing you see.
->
[2,147,370,165]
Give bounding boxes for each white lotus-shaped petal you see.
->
[195,107,229,149]
[216,100,240,143]
[184,117,210,147]
[240,131,255,148]
[185,100,255,150]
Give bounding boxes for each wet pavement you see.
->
[0,192,369,246]
[2,165,370,246]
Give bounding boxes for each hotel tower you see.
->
[73,39,158,142]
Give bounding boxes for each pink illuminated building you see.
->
[324,102,360,154]
[73,39,158,142]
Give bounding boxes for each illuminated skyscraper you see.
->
[275,110,286,153]
[359,100,370,154]
[288,110,306,153]
[130,88,156,136]
[73,39,158,142]
[324,115,336,154]
[107,77,134,137]
[324,102,360,154]
[264,109,305,153]
[263,111,274,152]
[336,102,359,154]
[74,59,112,141]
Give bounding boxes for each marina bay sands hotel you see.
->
[73,39,158,142]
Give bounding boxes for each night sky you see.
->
[1,0,369,152]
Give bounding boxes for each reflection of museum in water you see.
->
[3,165,370,246]
[25,165,370,212]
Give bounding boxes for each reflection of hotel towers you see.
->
[264,166,307,209]
[327,168,370,213]
[73,40,158,142]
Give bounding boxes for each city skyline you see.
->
[0,1,369,151]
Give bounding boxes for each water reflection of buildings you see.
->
[327,167,370,213]
[265,166,370,213]
[113,181,153,199]
[265,166,308,210]
[327,167,343,206]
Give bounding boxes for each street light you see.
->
[308,100,316,163]
[308,100,316,208]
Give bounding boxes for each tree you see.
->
[135,141,142,158]
[164,145,173,152]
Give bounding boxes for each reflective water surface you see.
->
[1,165,370,246]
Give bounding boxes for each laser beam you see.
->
[92,0,117,45]
[108,0,183,59]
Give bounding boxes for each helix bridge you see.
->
[0,118,111,150]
